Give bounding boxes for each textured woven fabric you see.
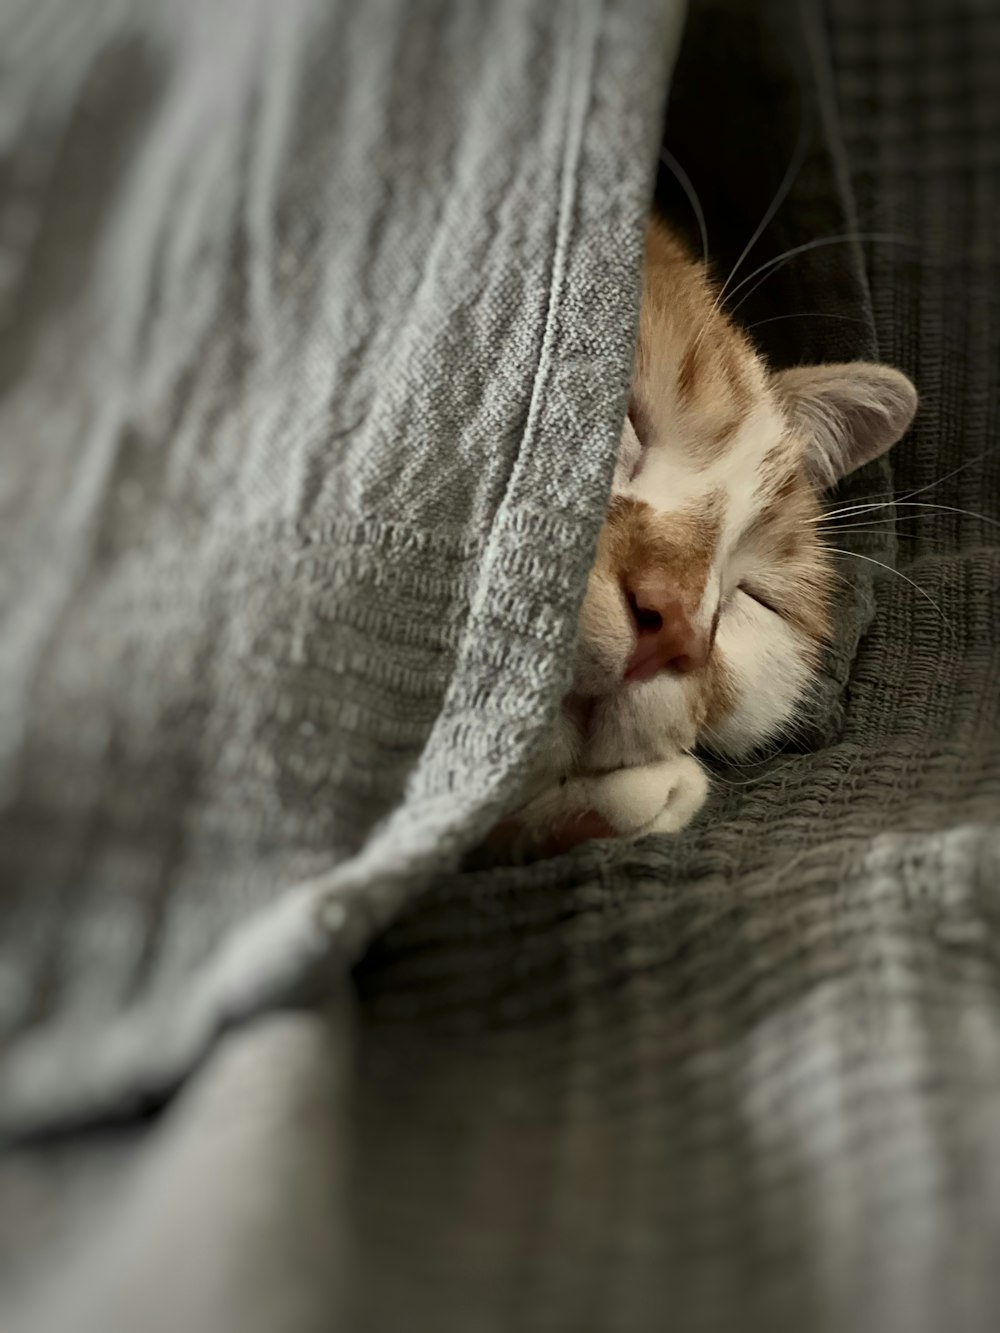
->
[0,0,682,1130]
[2,0,1000,1329]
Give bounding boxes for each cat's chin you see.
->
[569,660,631,702]
[578,675,699,772]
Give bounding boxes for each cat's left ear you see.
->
[773,361,918,490]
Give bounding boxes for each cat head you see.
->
[574,219,917,763]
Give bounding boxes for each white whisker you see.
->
[701,744,791,774]
[715,105,812,310]
[815,500,1000,528]
[826,547,954,636]
[744,312,867,332]
[659,147,709,270]
[814,449,995,518]
[688,103,811,359]
[896,449,995,504]
[817,524,921,537]
[727,233,911,318]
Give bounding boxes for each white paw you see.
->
[637,755,709,835]
[591,755,708,838]
[494,754,709,859]
[589,763,676,831]
[592,757,709,837]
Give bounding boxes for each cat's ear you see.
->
[773,362,917,489]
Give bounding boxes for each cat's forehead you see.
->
[621,393,798,542]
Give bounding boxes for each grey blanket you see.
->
[0,0,679,1125]
[2,0,1000,1329]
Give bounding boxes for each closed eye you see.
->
[739,583,782,617]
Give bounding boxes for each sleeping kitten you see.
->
[501,216,917,856]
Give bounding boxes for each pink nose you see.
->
[624,581,712,682]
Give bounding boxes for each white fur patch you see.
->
[626,755,709,836]
[708,592,813,756]
[511,753,709,845]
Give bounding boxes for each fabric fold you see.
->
[0,0,687,1133]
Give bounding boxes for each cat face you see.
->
[573,220,917,767]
